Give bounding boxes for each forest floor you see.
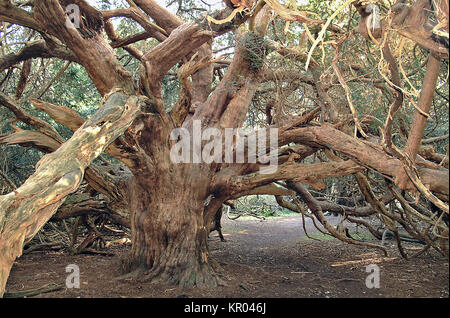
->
[5,215,449,298]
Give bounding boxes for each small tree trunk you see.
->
[122,174,219,287]
[404,54,441,160]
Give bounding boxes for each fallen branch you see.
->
[3,282,64,298]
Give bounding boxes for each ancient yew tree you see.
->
[0,0,448,296]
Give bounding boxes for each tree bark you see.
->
[404,54,442,161]
[123,169,219,287]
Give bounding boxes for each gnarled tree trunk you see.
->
[125,173,218,286]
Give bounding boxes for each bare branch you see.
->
[0,40,78,73]
[0,93,64,143]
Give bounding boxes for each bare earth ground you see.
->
[5,215,449,298]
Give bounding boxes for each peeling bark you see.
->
[0,91,146,297]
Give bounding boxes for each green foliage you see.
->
[234,195,297,218]
[240,32,269,73]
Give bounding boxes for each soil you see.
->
[5,215,449,298]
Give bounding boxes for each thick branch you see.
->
[281,124,449,196]
[141,6,249,98]
[0,0,42,31]
[33,0,135,95]
[0,90,146,297]
[215,159,363,196]
[132,0,183,34]
[286,181,388,255]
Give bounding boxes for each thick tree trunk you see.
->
[123,173,219,287]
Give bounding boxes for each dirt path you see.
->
[209,215,341,269]
[5,215,449,298]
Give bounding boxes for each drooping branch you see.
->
[353,172,409,258]
[229,182,295,199]
[51,190,130,228]
[285,181,388,255]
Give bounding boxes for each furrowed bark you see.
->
[121,6,272,288]
[404,54,442,161]
[124,172,217,287]
[1,0,447,294]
